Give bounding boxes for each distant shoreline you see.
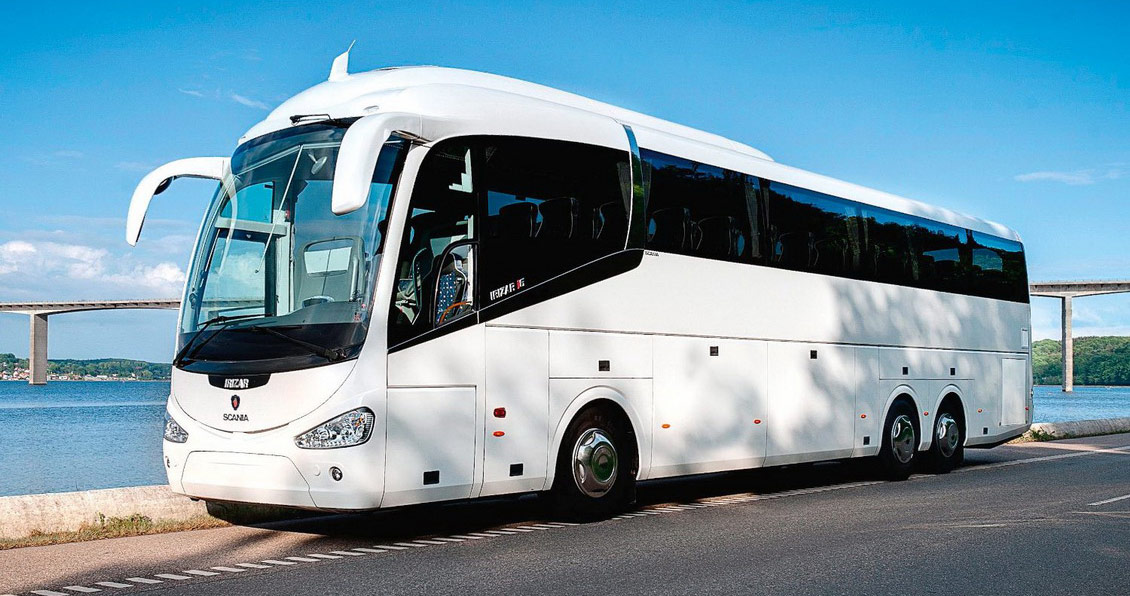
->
[0,379,170,383]
[1035,384,1130,389]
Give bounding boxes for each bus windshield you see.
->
[177,122,408,373]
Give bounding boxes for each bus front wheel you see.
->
[550,405,636,520]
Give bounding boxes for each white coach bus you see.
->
[127,53,1031,517]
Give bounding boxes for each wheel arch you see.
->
[933,386,968,445]
[543,386,646,490]
[880,385,923,450]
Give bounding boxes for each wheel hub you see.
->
[891,414,916,464]
[572,428,618,498]
[936,413,960,458]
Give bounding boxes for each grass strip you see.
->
[0,513,229,550]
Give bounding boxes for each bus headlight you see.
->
[164,414,189,443]
[295,408,375,449]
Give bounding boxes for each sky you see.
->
[0,1,1127,361]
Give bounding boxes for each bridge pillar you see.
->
[29,312,48,385]
[1061,295,1073,393]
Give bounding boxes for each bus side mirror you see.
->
[331,112,422,216]
[126,157,230,246]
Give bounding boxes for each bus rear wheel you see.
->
[926,406,964,473]
[550,406,635,520]
[878,401,918,480]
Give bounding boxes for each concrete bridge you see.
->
[0,300,180,384]
[2,280,1129,387]
[1029,280,1130,392]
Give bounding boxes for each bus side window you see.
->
[640,150,754,263]
[764,182,860,277]
[480,137,628,307]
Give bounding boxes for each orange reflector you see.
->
[493,407,506,418]
[753,419,761,425]
[860,414,866,419]
[661,423,671,429]
[493,431,505,437]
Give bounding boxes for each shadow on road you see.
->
[256,458,887,541]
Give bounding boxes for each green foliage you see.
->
[0,353,170,380]
[1032,336,1130,386]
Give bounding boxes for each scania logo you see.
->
[231,394,241,411]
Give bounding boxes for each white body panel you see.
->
[651,337,767,476]
[159,65,1031,512]
[384,387,477,507]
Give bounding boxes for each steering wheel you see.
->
[438,301,472,324]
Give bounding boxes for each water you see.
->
[1032,385,1130,423]
[1,381,1128,497]
[0,381,168,497]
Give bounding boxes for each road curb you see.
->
[0,485,206,540]
[1019,417,1130,441]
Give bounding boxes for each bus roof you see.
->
[242,65,1021,242]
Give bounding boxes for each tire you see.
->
[925,403,965,474]
[878,400,918,480]
[550,405,636,520]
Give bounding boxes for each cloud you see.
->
[1014,166,1125,185]
[105,262,186,291]
[21,150,86,167]
[115,161,156,172]
[0,239,184,298]
[178,88,205,98]
[230,93,270,110]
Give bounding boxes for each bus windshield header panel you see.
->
[177,122,409,374]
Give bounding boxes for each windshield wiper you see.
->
[245,325,348,362]
[173,313,264,366]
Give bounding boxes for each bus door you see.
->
[384,140,483,507]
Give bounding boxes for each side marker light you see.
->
[493,431,505,437]
[661,423,671,429]
[753,419,762,425]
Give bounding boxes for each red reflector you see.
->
[493,407,506,418]
[753,419,761,424]
[493,431,505,437]
[860,414,866,419]
[661,423,671,429]
[978,408,983,413]
[923,411,929,416]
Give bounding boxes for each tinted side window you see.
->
[765,182,861,277]
[910,219,968,294]
[481,137,628,306]
[641,150,759,262]
[970,232,1028,302]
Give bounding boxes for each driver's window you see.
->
[433,244,475,326]
[389,140,478,346]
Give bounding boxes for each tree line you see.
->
[1033,336,1130,386]
[0,353,171,380]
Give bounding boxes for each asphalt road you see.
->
[3,433,1129,595]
